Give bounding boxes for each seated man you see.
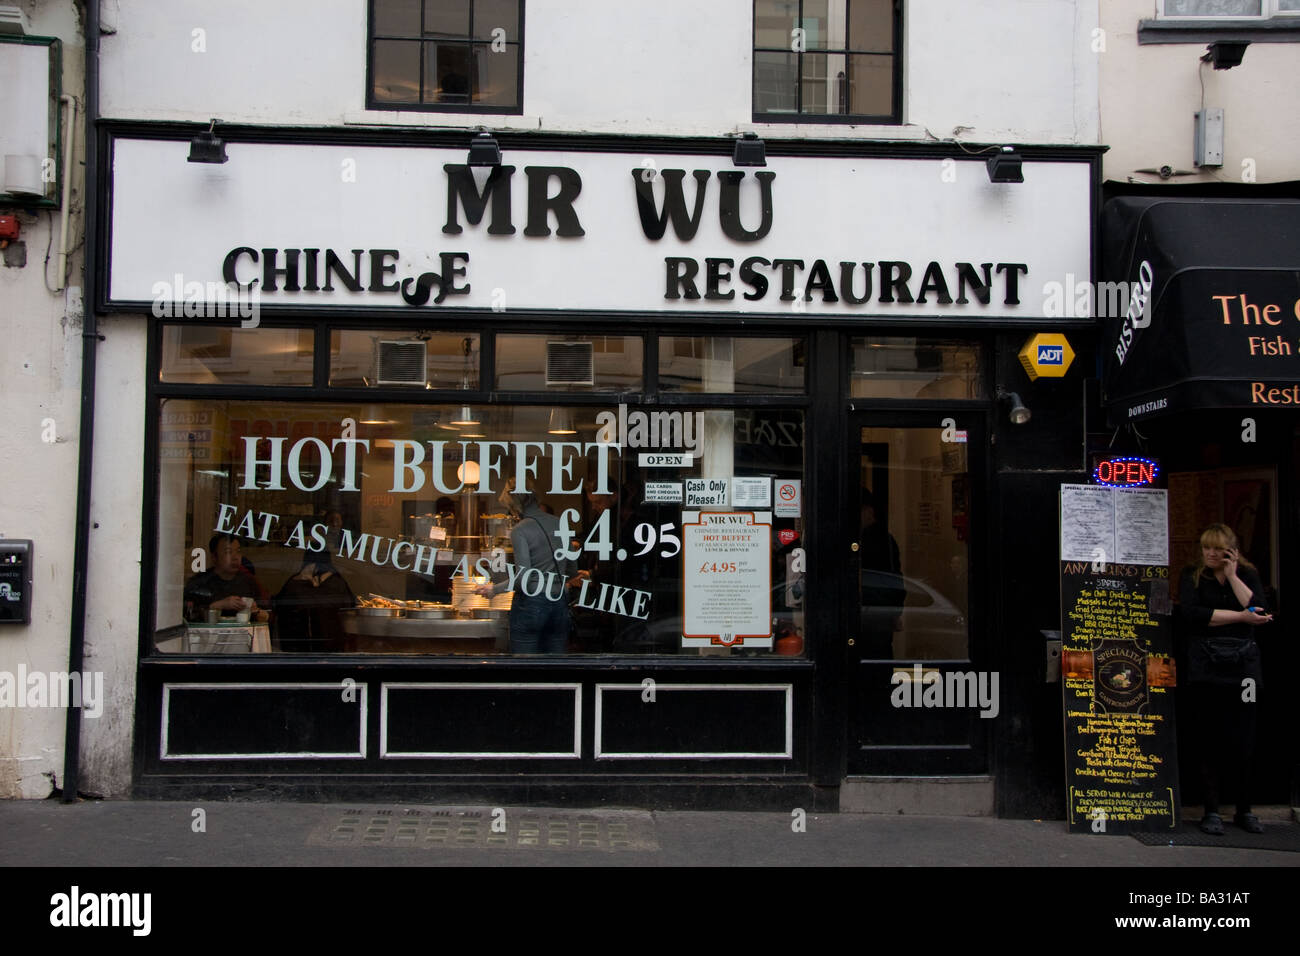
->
[184,534,268,622]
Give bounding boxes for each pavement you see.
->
[2,798,1297,868]
[5,800,1293,940]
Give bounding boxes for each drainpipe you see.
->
[62,0,101,803]
[53,94,77,292]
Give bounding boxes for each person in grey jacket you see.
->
[485,481,587,654]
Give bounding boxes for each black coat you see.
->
[1177,565,1267,685]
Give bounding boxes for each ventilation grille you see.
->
[546,341,594,386]
[375,340,428,386]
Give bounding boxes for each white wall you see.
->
[0,0,87,798]
[1100,0,1300,183]
[100,0,1100,144]
[908,0,1100,144]
[79,316,146,798]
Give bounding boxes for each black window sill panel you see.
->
[1139,18,1300,44]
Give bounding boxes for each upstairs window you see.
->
[368,0,523,112]
[1158,1,1300,16]
[753,0,901,123]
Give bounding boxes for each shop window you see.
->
[658,337,806,393]
[849,337,984,400]
[152,399,805,658]
[160,326,314,386]
[329,330,480,389]
[494,334,643,391]
[753,0,899,123]
[368,0,523,112]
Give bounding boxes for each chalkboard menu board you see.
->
[1059,485,1179,834]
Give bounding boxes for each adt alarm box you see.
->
[0,540,32,624]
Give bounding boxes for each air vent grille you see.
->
[376,340,428,386]
[546,341,594,386]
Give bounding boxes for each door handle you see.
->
[850,542,859,552]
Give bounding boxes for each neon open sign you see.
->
[1094,456,1160,487]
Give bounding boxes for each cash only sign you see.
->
[1058,484,1179,834]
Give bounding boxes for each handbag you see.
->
[1202,636,1254,667]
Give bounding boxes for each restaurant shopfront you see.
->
[100,124,1099,811]
[1099,195,1300,810]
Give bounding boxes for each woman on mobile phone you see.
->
[1178,523,1274,835]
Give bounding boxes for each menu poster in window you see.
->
[1059,485,1178,834]
[1060,484,1115,563]
[681,511,771,648]
[1115,488,1168,566]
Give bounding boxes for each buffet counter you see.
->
[339,608,508,654]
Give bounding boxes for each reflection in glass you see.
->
[161,326,313,386]
[850,338,984,400]
[859,426,969,661]
[371,39,422,104]
[495,335,643,391]
[659,337,805,393]
[329,331,478,388]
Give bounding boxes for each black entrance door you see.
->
[843,411,989,774]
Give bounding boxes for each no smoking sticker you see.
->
[775,479,801,518]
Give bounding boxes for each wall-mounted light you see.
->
[1201,41,1249,70]
[468,131,501,166]
[733,132,766,167]
[986,147,1023,184]
[998,389,1031,425]
[187,118,228,164]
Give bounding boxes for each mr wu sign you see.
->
[105,138,1092,319]
[1093,456,1160,488]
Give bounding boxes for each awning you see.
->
[1100,197,1300,423]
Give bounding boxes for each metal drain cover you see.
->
[308,807,658,852]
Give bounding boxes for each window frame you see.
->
[365,0,525,115]
[144,320,813,660]
[1156,0,1300,18]
[752,0,903,126]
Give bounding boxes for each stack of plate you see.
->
[452,579,490,613]
[490,591,513,610]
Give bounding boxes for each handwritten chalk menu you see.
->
[1059,484,1178,834]
[682,511,771,648]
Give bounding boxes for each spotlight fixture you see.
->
[998,389,1032,425]
[986,147,1023,184]
[1201,41,1249,70]
[732,132,766,167]
[450,405,480,427]
[547,408,577,435]
[467,131,502,167]
[449,336,479,425]
[187,118,228,164]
